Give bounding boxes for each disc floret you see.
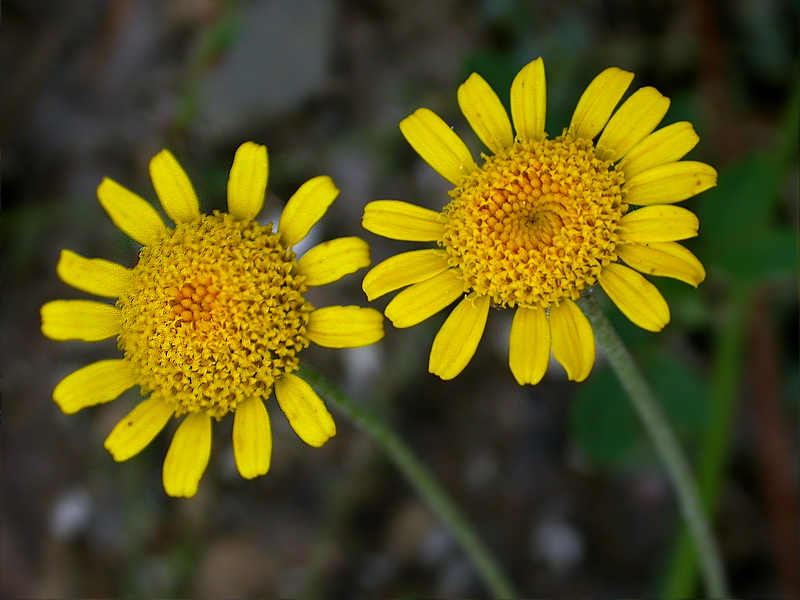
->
[443,134,626,309]
[117,212,313,419]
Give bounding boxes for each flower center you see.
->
[442,134,627,309]
[117,212,313,419]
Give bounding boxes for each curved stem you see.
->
[578,295,730,598]
[299,364,519,599]
[661,284,751,596]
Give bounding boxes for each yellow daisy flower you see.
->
[362,58,716,384]
[41,142,384,497]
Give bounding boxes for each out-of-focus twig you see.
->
[749,291,800,599]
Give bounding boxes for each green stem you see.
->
[578,295,730,599]
[299,365,519,599]
[662,82,796,596]
[661,284,751,596]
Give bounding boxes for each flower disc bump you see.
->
[444,134,626,309]
[118,212,312,419]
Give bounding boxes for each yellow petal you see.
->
[104,394,174,462]
[617,242,706,287]
[274,373,335,447]
[508,306,551,386]
[568,67,634,140]
[617,205,699,242]
[510,57,546,141]
[362,249,450,301]
[227,142,268,221]
[457,73,514,153]
[596,87,670,160]
[296,237,370,286]
[549,299,595,382]
[54,359,137,414]
[163,413,212,498]
[41,300,121,341]
[307,306,384,348]
[97,178,167,246]
[384,268,464,328]
[233,397,272,479]
[617,122,699,180]
[56,250,131,298]
[429,292,490,380]
[599,263,671,331]
[278,175,338,248]
[149,149,200,224]
[399,108,477,185]
[362,200,445,241]
[623,161,718,206]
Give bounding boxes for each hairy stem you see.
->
[300,364,519,599]
[578,295,730,598]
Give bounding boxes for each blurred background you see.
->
[2,0,798,598]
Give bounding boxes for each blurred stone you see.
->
[194,535,277,598]
[342,344,383,400]
[530,517,584,574]
[463,450,498,491]
[420,526,454,567]
[196,0,336,139]
[50,487,92,540]
[358,554,395,591]
[384,500,435,562]
[437,556,473,597]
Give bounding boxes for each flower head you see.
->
[362,58,715,384]
[42,142,384,497]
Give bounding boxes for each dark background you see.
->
[3,1,798,598]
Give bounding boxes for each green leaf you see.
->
[571,368,638,466]
[644,353,710,439]
[698,151,779,248]
[571,347,711,467]
[696,150,797,283]
[712,228,798,282]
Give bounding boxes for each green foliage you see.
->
[698,151,798,283]
[571,367,637,466]
[645,353,710,437]
[571,351,709,467]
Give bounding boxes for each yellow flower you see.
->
[362,58,715,384]
[42,142,384,497]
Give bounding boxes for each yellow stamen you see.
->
[117,212,313,419]
[442,133,626,309]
